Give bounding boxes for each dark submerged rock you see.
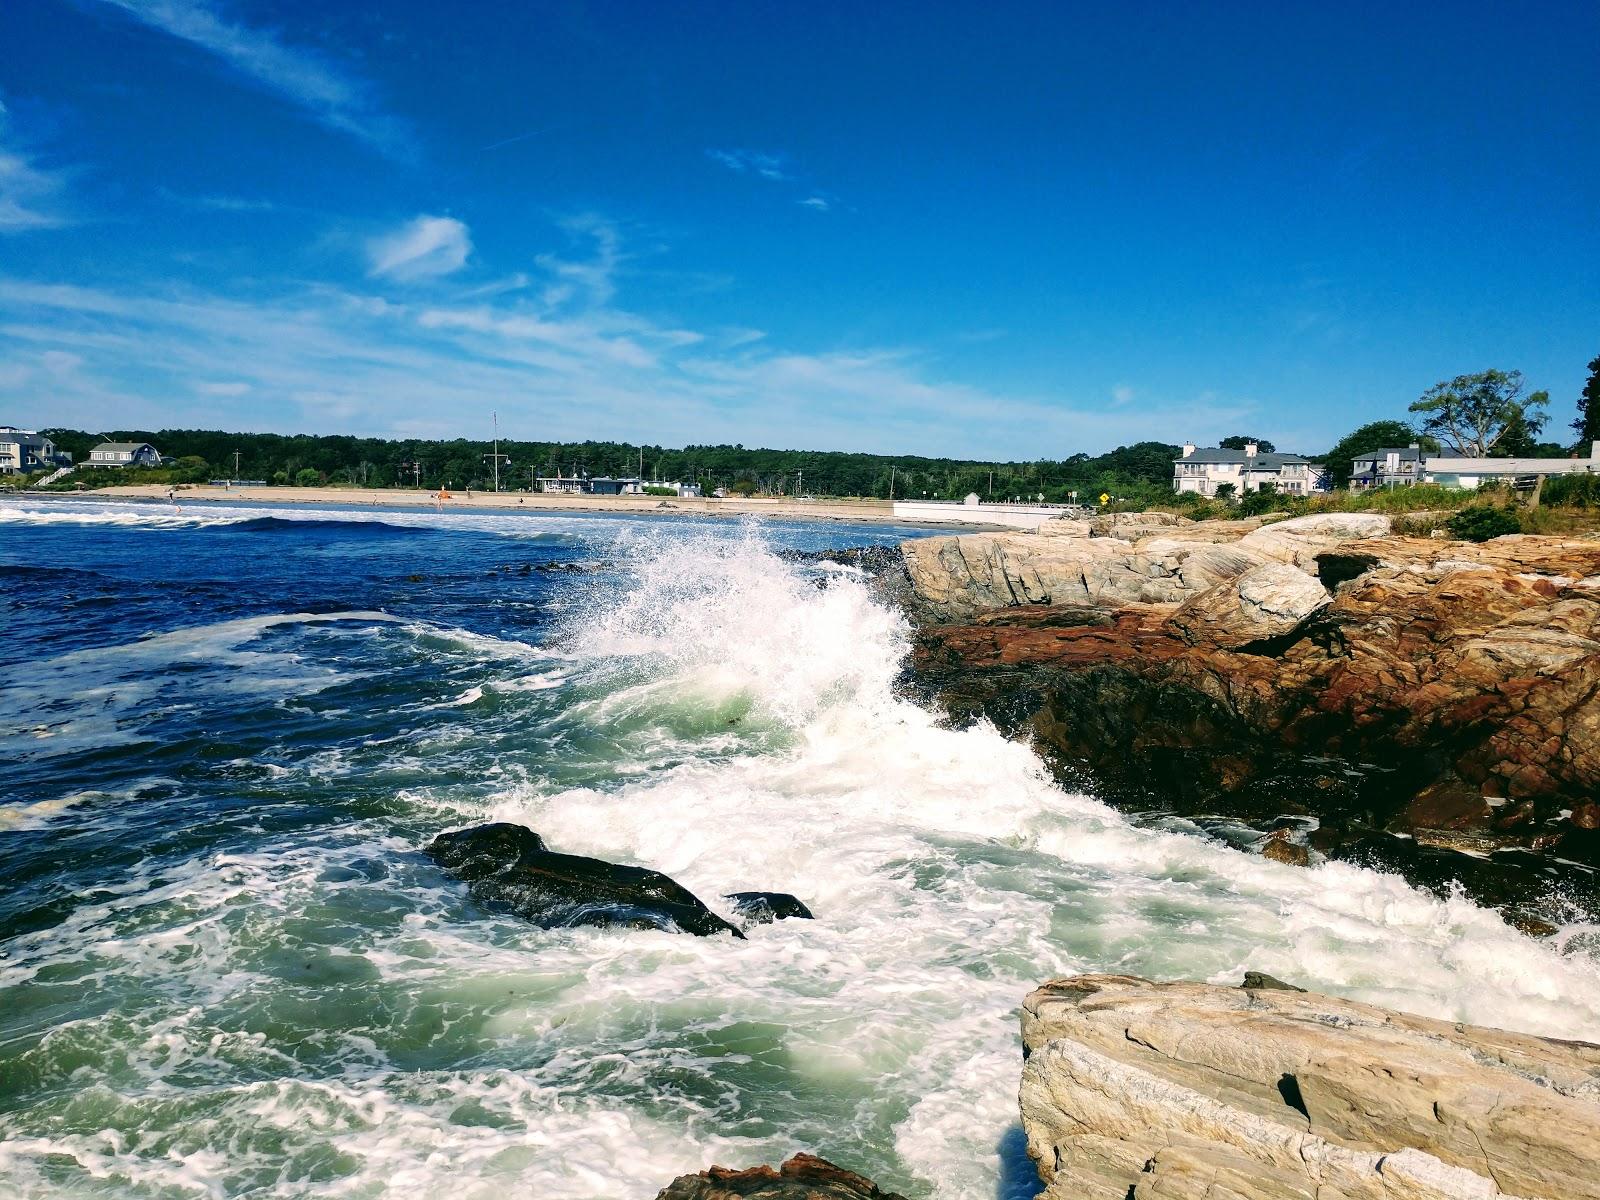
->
[723,891,814,926]
[425,822,744,939]
[1241,971,1306,993]
[654,1153,908,1200]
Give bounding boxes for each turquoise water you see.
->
[3,498,1599,1199]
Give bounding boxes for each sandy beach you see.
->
[84,483,1001,528]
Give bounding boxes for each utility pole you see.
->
[233,449,241,480]
[796,469,803,498]
[889,465,896,500]
[481,413,510,493]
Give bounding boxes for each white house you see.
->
[535,474,643,495]
[88,441,162,468]
[1349,445,1423,490]
[1173,443,1327,496]
[1424,442,1600,489]
[0,426,66,475]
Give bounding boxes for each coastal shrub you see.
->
[1391,512,1451,537]
[1447,506,1521,542]
[1213,482,1237,502]
[1542,473,1600,507]
[643,485,676,496]
[1238,483,1294,517]
[294,468,322,486]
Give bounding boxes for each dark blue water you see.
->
[4,496,1598,1200]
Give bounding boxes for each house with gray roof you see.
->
[88,441,162,468]
[1350,445,1423,490]
[0,426,67,475]
[1173,442,1327,497]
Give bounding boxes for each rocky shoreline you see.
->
[892,511,1600,930]
[650,971,1600,1199]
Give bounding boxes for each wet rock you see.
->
[1240,971,1305,992]
[654,1154,908,1200]
[907,525,1600,918]
[1259,836,1310,867]
[723,891,814,925]
[425,823,744,939]
[1020,974,1600,1200]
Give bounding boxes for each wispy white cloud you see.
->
[0,222,1238,454]
[367,215,472,282]
[708,148,842,214]
[707,148,789,181]
[0,102,72,233]
[94,0,412,158]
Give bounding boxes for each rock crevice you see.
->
[1019,975,1600,1200]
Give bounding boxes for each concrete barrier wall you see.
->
[891,500,1071,530]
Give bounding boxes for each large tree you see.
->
[1219,435,1276,453]
[1574,354,1600,446]
[1408,369,1547,457]
[1318,420,1425,488]
[1496,392,1557,456]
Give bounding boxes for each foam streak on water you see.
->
[1,504,1598,1200]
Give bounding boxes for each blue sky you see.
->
[1,1,1596,458]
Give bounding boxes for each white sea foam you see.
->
[0,495,630,539]
[3,522,1598,1200]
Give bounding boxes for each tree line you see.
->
[37,428,1191,504]
[36,355,1599,500]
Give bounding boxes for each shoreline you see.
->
[36,483,1010,530]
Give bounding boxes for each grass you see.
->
[1143,481,1600,537]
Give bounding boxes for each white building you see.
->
[0,426,65,475]
[1173,443,1327,496]
[535,475,644,495]
[88,441,162,468]
[1349,445,1423,490]
[1424,442,1600,489]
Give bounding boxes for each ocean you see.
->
[3,496,1599,1199]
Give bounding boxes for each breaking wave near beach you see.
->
[3,499,1598,1199]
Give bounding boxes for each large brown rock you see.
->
[900,532,1267,621]
[1236,512,1392,570]
[1020,975,1600,1200]
[654,1154,908,1200]
[1166,562,1330,649]
[909,529,1600,839]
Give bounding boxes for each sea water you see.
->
[2,497,1598,1199]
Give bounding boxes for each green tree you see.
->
[1219,435,1276,453]
[1573,354,1600,446]
[1214,482,1237,502]
[1318,420,1424,488]
[1409,369,1547,457]
[294,467,322,486]
[1495,393,1556,456]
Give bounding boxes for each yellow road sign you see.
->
[1099,492,1110,505]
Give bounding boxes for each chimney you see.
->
[1182,441,1196,458]
[1244,442,1258,458]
